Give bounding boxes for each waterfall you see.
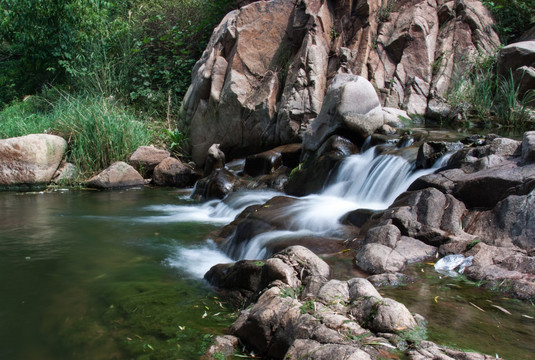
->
[222,145,450,260]
[163,143,450,277]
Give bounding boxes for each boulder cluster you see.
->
[203,246,499,360]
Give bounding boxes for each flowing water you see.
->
[1,144,534,359]
[0,188,266,360]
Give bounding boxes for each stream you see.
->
[1,143,534,359]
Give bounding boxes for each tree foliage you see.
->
[0,0,234,112]
[482,0,535,43]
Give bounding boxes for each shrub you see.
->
[54,95,152,177]
[482,0,535,43]
[0,0,235,115]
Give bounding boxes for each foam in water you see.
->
[222,146,450,260]
[165,144,452,277]
[137,190,281,225]
[165,240,233,278]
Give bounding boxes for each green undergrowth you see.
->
[0,94,153,179]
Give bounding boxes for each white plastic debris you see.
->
[434,254,473,277]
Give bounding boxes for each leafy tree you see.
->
[482,0,535,43]
[0,0,234,114]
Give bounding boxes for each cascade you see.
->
[222,145,450,260]
[162,142,451,277]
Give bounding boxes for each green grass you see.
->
[0,98,56,137]
[0,94,153,179]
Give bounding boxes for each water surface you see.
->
[0,188,234,360]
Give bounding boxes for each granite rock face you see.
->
[181,0,500,166]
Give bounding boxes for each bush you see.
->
[0,0,235,115]
[482,0,535,43]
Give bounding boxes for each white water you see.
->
[138,189,282,225]
[164,144,451,277]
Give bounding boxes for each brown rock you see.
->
[128,145,170,178]
[152,157,200,187]
[181,0,500,166]
[244,149,283,177]
[87,162,144,189]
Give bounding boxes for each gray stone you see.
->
[303,74,384,153]
[52,162,77,184]
[285,339,372,360]
[348,278,383,300]
[203,143,225,176]
[497,41,535,77]
[0,134,67,187]
[275,245,331,280]
[201,335,239,360]
[364,224,401,248]
[355,243,406,274]
[371,298,417,333]
[395,236,437,264]
[522,131,535,163]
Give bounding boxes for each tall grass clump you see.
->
[0,94,153,178]
[448,53,535,129]
[54,95,152,177]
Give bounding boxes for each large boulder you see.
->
[0,134,67,188]
[497,41,535,100]
[497,41,535,76]
[180,0,500,166]
[87,162,145,189]
[302,74,385,154]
